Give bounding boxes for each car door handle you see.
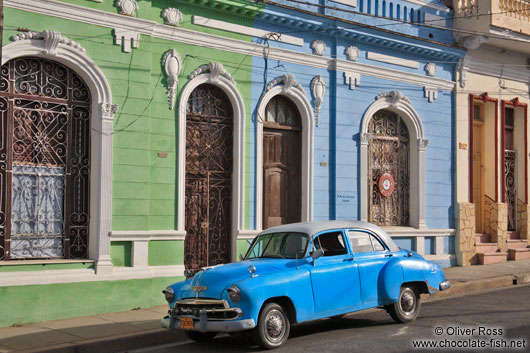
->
[343,257,354,261]
[385,253,394,257]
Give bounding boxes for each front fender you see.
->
[378,258,404,303]
[232,268,314,324]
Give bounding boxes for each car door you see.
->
[307,230,361,318]
[348,229,393,306]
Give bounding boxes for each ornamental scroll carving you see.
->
[11,30,85,55]
[376,90,410,107]
[266,74,303,93]
[311,75,325,127]
[189,62,235,85]
[163,49,182,110]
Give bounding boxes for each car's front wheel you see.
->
[253,303,290,349]
[184,330,217,342]
[387,285,421,323]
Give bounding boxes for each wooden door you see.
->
[263,129,301,228]
[472,123,484,233]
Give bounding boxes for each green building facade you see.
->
[0,0,260,327]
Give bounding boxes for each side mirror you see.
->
[239,254,244,261]
[311,248,324,261]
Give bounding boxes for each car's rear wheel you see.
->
[253,303,290,349]
[387,285,421,323]
[184,330,217,342]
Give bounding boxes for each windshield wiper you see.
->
[260,254,284,258]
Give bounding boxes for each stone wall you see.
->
[457,202,476,266]
[517,199,529,241]
[484,196,508,251]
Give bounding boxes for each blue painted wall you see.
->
[248,0,462,233]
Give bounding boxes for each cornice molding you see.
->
[461,55,530,84]
[5,0,456,91]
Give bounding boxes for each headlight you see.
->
[227,285,241,303]
[162,286,175,303]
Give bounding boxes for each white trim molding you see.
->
[366,52,420,69]
[177,62,246,263]
[2,32,116,275]
[255,74,314,231]
[110,230,186,241]
[192,16,303,47]
[5,0,456,93]
[360,91,427,229]
[0,265,186,287]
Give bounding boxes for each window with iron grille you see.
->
[0,57,91,260]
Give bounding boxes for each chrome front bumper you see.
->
[439,280,451,291]
[161,315,255,332]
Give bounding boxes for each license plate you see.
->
[180,317,194,330]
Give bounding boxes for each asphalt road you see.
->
[128,285,530,353]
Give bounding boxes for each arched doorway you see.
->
[368,109,410,226]
[262,95,302,229]
[0,56,91,260]
[184,84,233,272]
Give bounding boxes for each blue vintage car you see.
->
[161,221,450,349]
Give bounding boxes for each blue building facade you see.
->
[243,0,464,267]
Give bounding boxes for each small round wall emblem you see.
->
[378,172,395,198]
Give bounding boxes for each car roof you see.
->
[259,220,400,252]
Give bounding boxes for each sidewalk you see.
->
[1,259,529,353]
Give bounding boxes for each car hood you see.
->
[178,259,294,299]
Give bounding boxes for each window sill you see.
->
[0,259,94,266]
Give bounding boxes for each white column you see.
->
[360,133,370,222]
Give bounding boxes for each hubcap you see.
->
[400,289,415,313]
[265,309,286,342]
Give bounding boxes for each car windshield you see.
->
[244,232,309,259]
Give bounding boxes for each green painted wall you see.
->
[0,0,260,327]
[148,240,183,266]
[111,242,132,267]
[0,262,94,272]
[237,239,250,259]
[0,276,183,327]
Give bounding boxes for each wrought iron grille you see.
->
[0,57,91,260]
[505,150,517,232]
[368,110,409,226]
[184,84,232,272]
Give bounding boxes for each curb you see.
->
[424,271,530,301]
[26,329,186,353]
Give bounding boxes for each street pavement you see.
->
[130,285,530,353]
[0,259,529,353]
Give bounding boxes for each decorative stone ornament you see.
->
[424,63,436,77]
[266,74,303,93]
[101,103,119,118]
[117,0,138,16]
[163,8,182,26]
[11,30,85,54]
[344,71,360,90]
[311,75,325,127]
[189,62,235,84]
[311,40,326,56]
[376,90,410,106]
[163,49,182,110]
[458,35,488,50]
[345,46,359,61]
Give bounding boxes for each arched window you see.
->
[0,57,91,260]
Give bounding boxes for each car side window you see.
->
[348,230,386,253]
[313,231,348,256]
